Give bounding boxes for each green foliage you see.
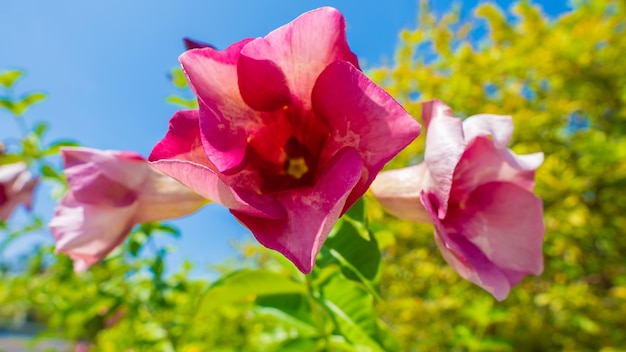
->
[368,0,626,350]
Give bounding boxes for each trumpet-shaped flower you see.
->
[0,162,38,220]
[49,147,207,272]
[372,99,544,300]
[149,7,420,273]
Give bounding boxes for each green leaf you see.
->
[43,139,81,156]
[21,133,41,158]
[34,121,48,137]
[319,198,382,296]
[255,294,318,337]
[0,70,22,89]
[169,68,188,89]
[12,92,46,115]
[201,269,306,310]
[155,223,181,238]
[0,154,24,165]
[40,164,63,181]
[0,97,13,112]
[274,338,318,352]
[166,95,198,108]
[318,272,385,351]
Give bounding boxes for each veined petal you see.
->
[312,61,420,209]
[231,147,362,273]
[149,110,285,219]
[451,137,543,202]
[62,147,147,206]
[133,168,208,223]
[421,99,466,219]
[425,182,545,300]
[240,7,358,109]
[462,113,513,147]
[50,194,136,272]
[371,164,431,223]
[180,39,255,173]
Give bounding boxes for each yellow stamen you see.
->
[286,157,308,179]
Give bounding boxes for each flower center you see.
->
[285,157,308,179]
[246,106,329,193]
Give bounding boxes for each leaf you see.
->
[0,70,22,89]
[318,272,385,351]
[0,97,13,111]
[34,121,48,137]
[201,269,306,310]
[319,198,382,296]
[166,95,198,108]
[12,92,46,115]
[274,338,318,352]
[40,164,62,180]
[43,139,81,156]
[256,294,318,337]
[169,68,188,89]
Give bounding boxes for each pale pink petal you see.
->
[450,137,543,203]
[0,162,38,220]
[371,164,431,223]
[421,99,466,219]
[424,182,544,300]
[61,147,147,189]
[133,169,208,223]
[50,194,136,272]
[231,147,362,273]
[240,7,359,109]
[462,113,513,147]
[312,61,420,209]
[180,40,256,173]
[149,110,285,219]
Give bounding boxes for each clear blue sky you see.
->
[0,0,570,277]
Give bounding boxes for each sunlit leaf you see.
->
[0,70,22,89]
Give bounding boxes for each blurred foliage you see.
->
[368,0,626,350]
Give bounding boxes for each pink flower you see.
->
[149,7,420,273]
[0,162,38,221]
[372,99,544,300]
[49,147,207,272]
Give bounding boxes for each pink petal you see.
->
[149,110,285,219]
[133,169,208,223]
[450,137,543,203]
[50,194,136,272]
[424,182,545,300]
[237,52,292,111]
[180,39,255,173]
[462,113,513,147]
[312,61,420,209]
[231,147,363,273]
[420,99,466,219]
[370,164,431,223]
[0,162,38,220]
[240,7,359,109]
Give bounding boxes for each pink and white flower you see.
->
[0,162,38,221]
[49,147,207,272]
[372,99,544,300]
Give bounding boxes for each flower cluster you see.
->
[45,7,544,299]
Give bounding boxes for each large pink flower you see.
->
[0,162,38,221]
[149,7,420,273]
[49,147,207,272]
[372,99,544,300]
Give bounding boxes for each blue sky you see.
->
[0,0,570,276]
